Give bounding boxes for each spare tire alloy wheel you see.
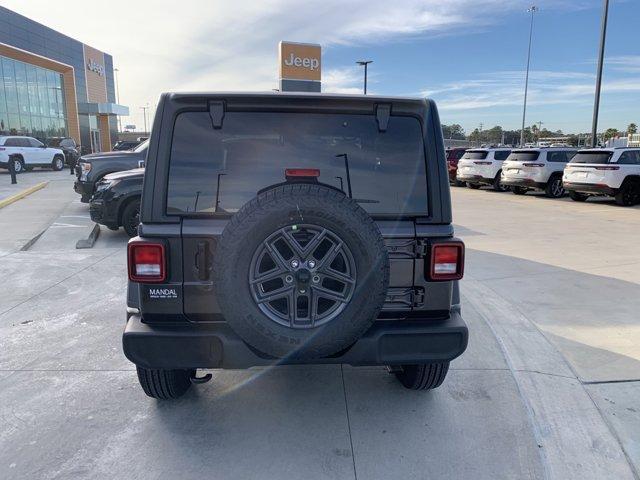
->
[250,224,356,329]
[213,184,390,359]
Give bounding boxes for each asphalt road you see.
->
[0,175,638,479]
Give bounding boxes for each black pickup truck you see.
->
[123,92,468,399]
[74,140,147,202]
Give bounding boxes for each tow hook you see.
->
[190,371,213,384]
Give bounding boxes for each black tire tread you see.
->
[121,199,141,237]
[136,366,192,399]
[395,362,450,390]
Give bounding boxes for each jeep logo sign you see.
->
[86,58,105,77]
[279,41,321,82]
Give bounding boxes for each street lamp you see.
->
[520,5,538,147]
[140,104,149,134]
[114,67,122,133]
[356,60,373,94]
[591,0,610,147]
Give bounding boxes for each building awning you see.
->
[77,102,129,116]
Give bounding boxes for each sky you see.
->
[3,0,639,135]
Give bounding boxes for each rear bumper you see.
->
[563,182,616,196]
[501,177,546,189]
[122,312,469,369]
[456,174,493,185]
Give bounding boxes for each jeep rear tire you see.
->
[466,182,481,189]
[512,186,528,195]
[136,366,194,399]
[213,183,389,359]
[394,362,450,390]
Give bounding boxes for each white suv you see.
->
[563,148,640,206]
[0,136,65,174]
[501,148,577,198]
[455,148,512,191]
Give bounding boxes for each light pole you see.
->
[140,104,149,134]
[114,67,122,133]
[113,68,122,132]
[591,0,610,147]
[520,5,538,147]
[356,60,372,94]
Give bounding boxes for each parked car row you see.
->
[73,139,148,236]
[447,146,640,206]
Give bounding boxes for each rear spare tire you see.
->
[212,183,390,359]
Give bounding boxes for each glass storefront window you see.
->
[2,58,19,114]
[0,55,67,139]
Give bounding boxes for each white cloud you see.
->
[1,0,543,127]
[426,69,640,111]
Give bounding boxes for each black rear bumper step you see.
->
[123,312,468,369]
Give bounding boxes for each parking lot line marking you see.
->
[0,181,48,210]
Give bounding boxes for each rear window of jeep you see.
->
[166,111,428,216]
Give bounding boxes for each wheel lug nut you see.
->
[308,260,316,268]
[291,260,299,268]
[285,275,293,283]
[312,275,320,283]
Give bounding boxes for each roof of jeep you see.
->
[163,91,432,112]
[166,91,426,101]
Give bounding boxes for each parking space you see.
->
[0,178,638,479]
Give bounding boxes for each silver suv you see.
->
[501,148,577,198]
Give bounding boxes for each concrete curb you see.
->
[463,280,637,479]
[0,181,48,209]
[75,223,100,249]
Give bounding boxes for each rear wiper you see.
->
[335,154,353,198]
[334,154,379,204]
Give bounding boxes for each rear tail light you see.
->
[473,161,492,165]
[595,166,620,170]
[285,168,320,178]
[128,241,166,283]
[429,241,465,281]
[523,163,545,167]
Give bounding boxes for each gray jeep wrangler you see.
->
[123,92,468,399]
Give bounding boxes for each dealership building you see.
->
[0,6,128,152]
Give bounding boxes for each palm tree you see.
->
[627,123,637,135]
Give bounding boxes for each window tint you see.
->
[167,111,428,216]
[570,152,613,164]
[547,151,567,163]
[462,150,488,160]
[493,150,511,161]
[18,138,31,147]
[506,151,540,162]
[28,137,44,148]
[61,139,75,148]
[4,138,20,147]
[617,151,640,165]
